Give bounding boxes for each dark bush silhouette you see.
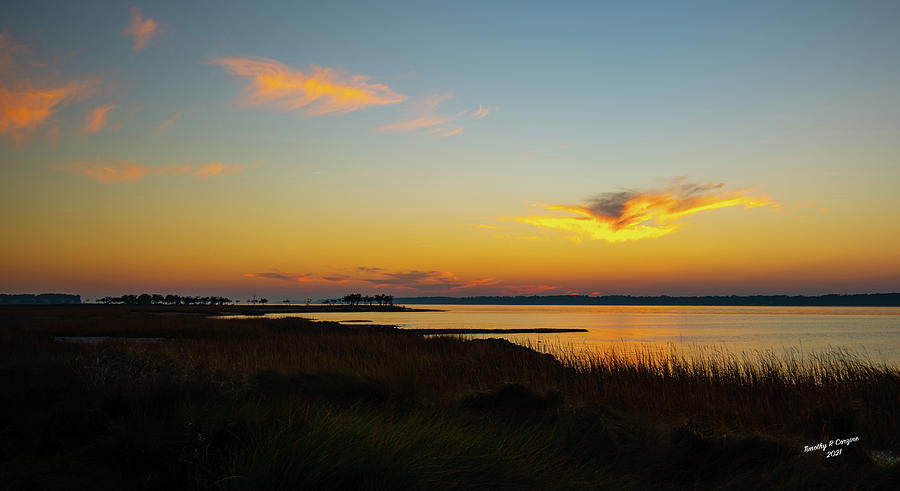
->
[252,370,388,408]
[461,383,562,415]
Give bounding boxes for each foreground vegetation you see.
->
[1,305,899,489]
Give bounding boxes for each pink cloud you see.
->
[431,126,463,138]
[378,93,490,138]
[378,114,452,133]
[124,7,160,53]
[192,161,255,178]
[152,111,181,134]
[57,160,259,182]
[471,104,496,119]
[82,104,115,133]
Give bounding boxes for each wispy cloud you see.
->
[450,277,501,290]
[500,284,558,295]
[57,160,260,182]
[124,7,160,53]
[58,160,159,182]
[246,267,500,293]
[212,56,405,116]
[377,93,492,137]
[362,269,462,290]
[514,179,776,243]
[152,111,181,134]
[356,268,499,292]
[82,104,114,133]
[378,114,452,133]
[244,272,314,283]
[192,161,255,178]
[0,32,95,143]
[431,126,463,138]
[471,104,495,119]
[0,82,91,142]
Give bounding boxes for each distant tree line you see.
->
[322,293,394,306]
[246,295,269,305]
[97,294,232,305]
[0,294,81,305]
[395,293,900,307]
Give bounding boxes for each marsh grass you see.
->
[540,342,900,446]
[1,305,899,489]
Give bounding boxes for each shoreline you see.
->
[0,304,442,316]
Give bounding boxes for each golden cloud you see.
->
[124,7,159,53]
[515,180,776,243]
[0,32,96,142]
[0,81,95,143]
[57,160,259,182]
[213,56,405,116]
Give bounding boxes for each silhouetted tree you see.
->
[341,293,364,305]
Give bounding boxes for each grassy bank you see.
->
[1,306,899,489]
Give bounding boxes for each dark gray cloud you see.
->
[585,191,637,219]
[363,269,461,288]
[248,272,296,281]
[247,267,496,292]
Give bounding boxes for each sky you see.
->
[1,0,900,301]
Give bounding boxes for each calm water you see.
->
[252,305,900,364]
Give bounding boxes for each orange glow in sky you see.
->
[213,56,406,116]
[1,5,899,299]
